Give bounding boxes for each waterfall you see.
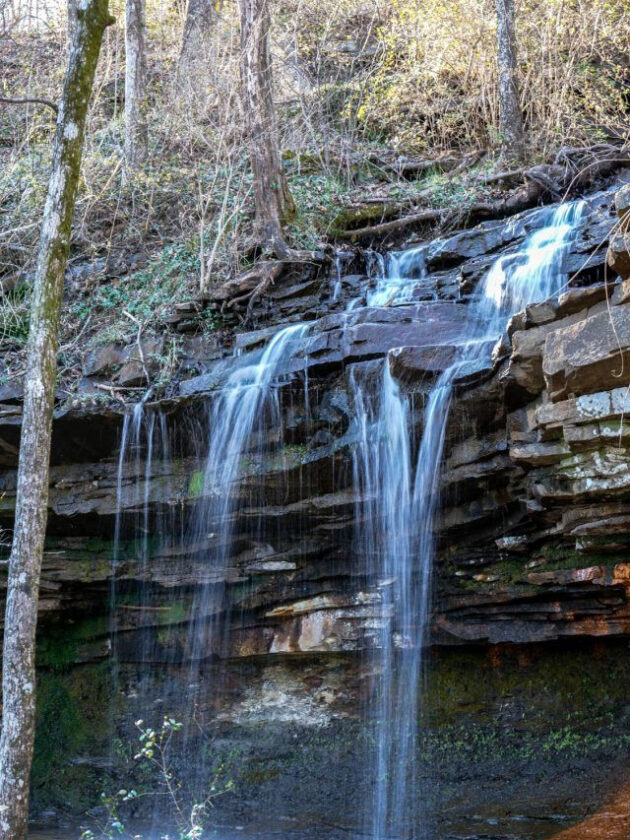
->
[105,198,585,838]
[185,322,310,667]
[109,323,310,824]
[356,200,585,839]
[351,364,416,838]
[109,397,173,784]
[368,246,428,307]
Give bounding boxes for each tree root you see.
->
[214,260,284,312]
[210,245,329,319]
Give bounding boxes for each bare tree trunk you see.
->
[178,0,220,79]
[238,0,295,255]
[125,0,148,172]
[67,0,78,55]
[495,0,525,163]
[0,2,112,837]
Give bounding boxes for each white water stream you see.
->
[108,200,586,839]
[354,200,585,839]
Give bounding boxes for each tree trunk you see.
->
[125,0,148,171]
[0,3,112,837]
[495,0,525,163]
[178,0,220,80]
[67,0,78,55]
[238,0,295,254]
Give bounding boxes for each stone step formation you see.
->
[4,174,630,837]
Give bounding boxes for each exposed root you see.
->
[214,260,284,314]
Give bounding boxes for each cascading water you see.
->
[110,397,173,672]
[351,364,418,839]
[109,323,310,825]
[355,200,585,840]
[185,322,310,670]
[108,397,175,799]
[106,197,585,839]
[367,245,429,307]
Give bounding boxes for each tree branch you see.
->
[0,96,58,114]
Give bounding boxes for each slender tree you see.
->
[0,2,113,836]
[124,0,148,171]
[495,0,525,162]
[67,0,78,54]
[238,0,295,255]
[178,0,221,80]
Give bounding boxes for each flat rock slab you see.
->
[388,339,496,386]
[180,302,473,395]
[303,301,471,367]
[543,306,630,401]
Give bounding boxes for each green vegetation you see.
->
[188,470,205,498]
[447,539,630,592]
[31,665,113,814]
[72,241,199,324]
[80,717,234,840]
[37,618,109,672]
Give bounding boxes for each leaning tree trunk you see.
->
[124,0,148,172]
[238,0,295,255]
[178,0,221,81]
[0,2,112,837]
[495,0,525,163]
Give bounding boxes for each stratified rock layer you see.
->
[3,175,630,833]
[2,178,630,659]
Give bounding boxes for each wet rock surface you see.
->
[3,178,630,654]
[26,643,630,839]
[4,174,630,833]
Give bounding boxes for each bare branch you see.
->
[0,96,58,114]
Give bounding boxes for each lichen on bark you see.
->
[124,0,149,172]
[495,0,525,163]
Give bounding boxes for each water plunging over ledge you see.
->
[353,200,586,840]
[110,322,312,823]
[106,200,588,839]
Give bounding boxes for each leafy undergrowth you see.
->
[0,120,503,404]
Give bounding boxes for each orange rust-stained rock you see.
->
[552,783,630,840]
[613,563,630,583]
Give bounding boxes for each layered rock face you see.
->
[3,179,627,655]
[2,175,630,833]
[438,186,630,646]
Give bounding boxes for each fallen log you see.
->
[338,181,548,243]
[328,202,404,237]
[340,208,444,240]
